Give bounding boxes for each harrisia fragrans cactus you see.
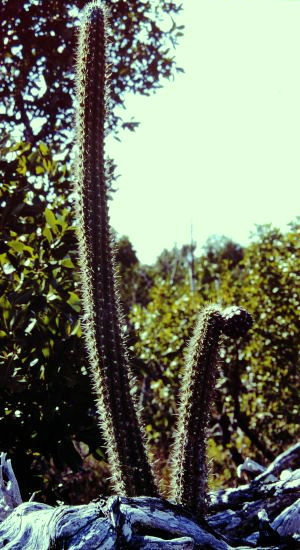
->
[169,305,252,517]
[74,0,252,513]
[73,1,158,497]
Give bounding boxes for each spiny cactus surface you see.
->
[170,304,252,517]
[73,1,158,497]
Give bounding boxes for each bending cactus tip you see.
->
[222,306,253,339]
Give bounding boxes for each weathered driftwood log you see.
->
[0,445,299,549]
[208,442,300,546]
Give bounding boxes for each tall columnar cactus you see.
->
[73,1,158,497]
[169,304,252,517]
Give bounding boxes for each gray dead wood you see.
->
[0,453,22,522]
[0,446,299,549]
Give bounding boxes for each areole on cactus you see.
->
[74,0,252,516]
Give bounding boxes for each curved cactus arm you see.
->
[169,304,252,517]
[73,1,158,497]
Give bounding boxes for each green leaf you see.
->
[25,318,37,334]
[44,208,58,234]
[43,158,52,173]
[95,447,106,460]
[16,155,27,175]
[70,320,82,337]
[39,142,49,156]
[47,292,58,302]
[67,291,81,312]
[42,226,53,243]
[61,258,74,269]
[42,347,50,358]
[8,240,34,255]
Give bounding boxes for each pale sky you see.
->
[106,0,300,265]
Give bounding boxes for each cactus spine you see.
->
[170,304,252,517]
[73,1,158,497]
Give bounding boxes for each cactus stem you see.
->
[73,1,158,497]
[169,304,252,517]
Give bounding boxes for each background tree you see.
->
[0,0,184,149]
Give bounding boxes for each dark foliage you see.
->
[0,0,183,149]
